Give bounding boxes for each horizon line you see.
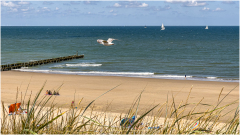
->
[1,25,239,27]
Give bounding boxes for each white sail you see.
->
[205,25,208,29]
[161,23,165,30]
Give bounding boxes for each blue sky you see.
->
[1,0,239,26]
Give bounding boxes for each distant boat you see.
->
[144,25,147,28]
[205,25,208,29]
[161,23,165,30]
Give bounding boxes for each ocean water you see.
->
[1,26,239,82]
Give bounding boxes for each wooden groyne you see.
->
[1,54,84,71]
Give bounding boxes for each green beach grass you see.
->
[1,82,239,134]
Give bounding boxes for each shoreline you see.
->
[1,70,239,122]
[12,69,240,82]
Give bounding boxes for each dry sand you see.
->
[1,71,239,122]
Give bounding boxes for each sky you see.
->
[1,0,239,26]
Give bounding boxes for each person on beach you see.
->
[48,90,52,95]
[53,91,56,95]
[185,75,186,80]
[46,90,49,95]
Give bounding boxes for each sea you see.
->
[1,26,239,82]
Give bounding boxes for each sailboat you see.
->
[144,25,147,28]
[205,25,208,29]
[161,23,165,30]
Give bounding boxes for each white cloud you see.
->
[18,2,30,5]
[56,7,59,10]
[2,1,18,8]
[165,0,188,3]
[165,6,171,10]
[222,1,235,4]
[166,0,207,7]
[84,1,98,5]
[42,1,54,5]
[42,7,51,12]
[201,7,210,11]
[85,1,91,4]
[183,1,206,7]
[21,8,29,12]
[10,8,18,12]
[200,7,226,12]
[151,5,171,11]
[213,8,225,12]
[70,1,81,5]
[112,2,149,8]
[139,3,148,8]
[109,9,118,14]
[114,3,121,7]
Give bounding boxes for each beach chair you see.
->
[8,103,27,115]
[9,103,21,113]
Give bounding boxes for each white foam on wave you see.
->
[207,77,217,79]
[154,75,192,78]
[50,63,102,68]
[52,64,64,68]
[66,63,102,67]
[13,69,154,76]
[82,71,154,75]
[14,69,52,73]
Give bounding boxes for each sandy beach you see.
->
[1,71,239,122]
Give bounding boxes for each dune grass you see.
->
[1,82,239,134]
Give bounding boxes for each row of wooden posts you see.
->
[1,54,84,71]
